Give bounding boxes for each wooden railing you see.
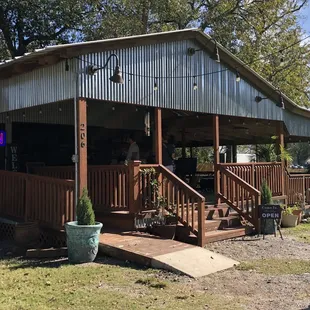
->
[218,165,261,231]
[284,168,310,205]
[33,165,129,210]
[0,170,74,230]
[140,164,206,246]
[221,162,283,196]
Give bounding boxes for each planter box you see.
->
[281,214,298,228]
[292,209,302,225]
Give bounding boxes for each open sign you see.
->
[259,205,282,219]
[0,131,6,147]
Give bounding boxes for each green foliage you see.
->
[76,188,96,225]
[261,180,272,205]
[0,0,309,108]
[280,204,299,216]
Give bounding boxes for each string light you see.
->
[236,71,241,82]
[39,109,42,114]
[193,77,198,90]
[22,112,26,118]
[58,107,62,112]
[154,79,158,91]
[65,59,69,71]
[6,113,9,119]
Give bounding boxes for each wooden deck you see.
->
[99,230,193,267]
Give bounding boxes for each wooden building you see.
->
[0,29,310,246]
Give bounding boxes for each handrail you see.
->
[139,164,206,246]
[160,165,205,200]
[218,166,261,231]
[221,162,281,166]
[219,166,260,194]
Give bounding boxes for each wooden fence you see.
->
[0,170,74,230]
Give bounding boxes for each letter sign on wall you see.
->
[0,131,6,147]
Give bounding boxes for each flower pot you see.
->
[65,221,103,264]
[281,214,298,228]
[151,224,176,239]
[292,209,302,224]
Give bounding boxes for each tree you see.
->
[0,0,96,58]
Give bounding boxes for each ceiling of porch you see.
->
[162,109,309,146]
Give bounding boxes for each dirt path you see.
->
[199,234,310,310]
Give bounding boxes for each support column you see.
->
[213,115,220,205]
[77,98,88,198]
[232,144,237,163]
[154,108,162,164]
[5,122,12,170]
[276,122,285,196]
[182,129,186,158]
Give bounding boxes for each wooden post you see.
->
[213,115,220,205]
[128,161,141,213]
[276,123,285,196]
[182,129,186,158]
[77,98,87,198]
[154,108,162,164]
[197,198,206,247]
[232,144,237,163]
[5,122,12,171]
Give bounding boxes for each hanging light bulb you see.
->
[193,77,198,90]
[39,109,42,114]
[65,59,69,71]
[276,90,285,109]
[154,79,158,91]
[22,112,26,118]
[236,71,241,82]
[58,107,62,112]
[6,113,9,119]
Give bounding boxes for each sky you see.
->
[298,4,310,34]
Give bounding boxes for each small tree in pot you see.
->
[260,180,276,234]
[65,188,103,264]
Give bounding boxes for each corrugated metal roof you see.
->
[0,28,309,120]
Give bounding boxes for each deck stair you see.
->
[175,204,247,245]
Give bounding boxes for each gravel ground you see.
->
[201,234,310,310]
[1,233,310,310]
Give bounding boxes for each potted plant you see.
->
[65,188,103,264]
[281,205,299,227]
[140,168,177,239]
[260,179,276,234]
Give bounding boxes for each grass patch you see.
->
[283,222,310,243]
[237,258,310,275]
[0,257,243,310]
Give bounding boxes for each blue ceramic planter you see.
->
[65,221,103,264]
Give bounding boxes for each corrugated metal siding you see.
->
[0,59,76,112]
[79,40,283,121]
[283,110,310,137]
[0,101,74,125]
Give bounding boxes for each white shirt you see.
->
[126,142,140,161]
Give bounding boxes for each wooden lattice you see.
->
[0,223,15,240]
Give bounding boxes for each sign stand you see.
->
[259,205,283,240]
[261,218,283,240]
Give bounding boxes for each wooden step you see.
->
[204,227,246,244]
[212,216,241,229]
[205,220,221,232]
[205,206,229,219]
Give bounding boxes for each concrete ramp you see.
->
[99,231,239,278]
[152,247,239,278]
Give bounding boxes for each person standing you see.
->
[125,133,140,164]
[162,134,175,172]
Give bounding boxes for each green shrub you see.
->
[76,188,96,225]
[261,180,272,205]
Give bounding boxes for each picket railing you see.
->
[218,165,261,230]
[0,170,74,230]
[221,162,283,196]
[33,165,129,210]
